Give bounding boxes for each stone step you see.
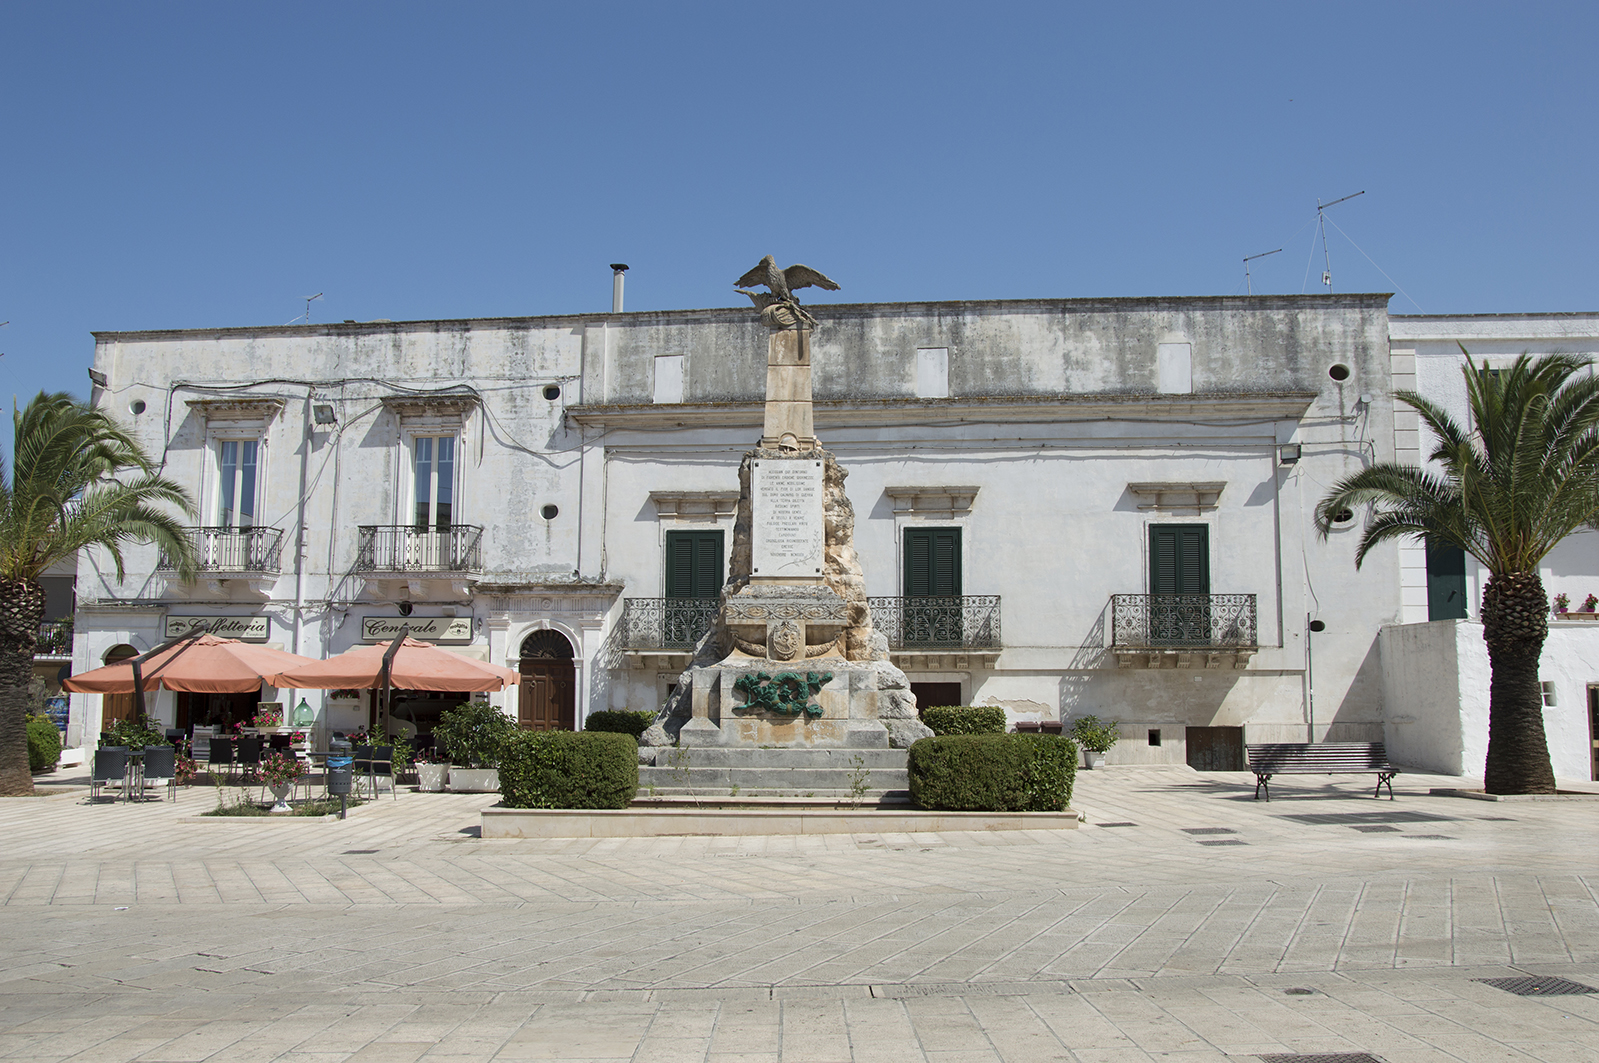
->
[637,765,909,791]
[632,790,913,809]
[646,747,909,769]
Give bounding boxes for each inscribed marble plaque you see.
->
[752,459,825,578]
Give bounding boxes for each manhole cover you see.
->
[1182,827,1237,835]
[1474,975,1597,996]
[1097,821,1138,828]
[1258,1055,1385,1063]
[1283,987,1317,995]
[1406,834,1455,840]
[1350,824,1401,833]
[1198,839,1247,846]
[342,849,379,855]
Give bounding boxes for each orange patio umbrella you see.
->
[266,636,518,693]
[62,633,321,694]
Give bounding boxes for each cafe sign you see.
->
[164,614,270,642]
[361,616,473,643]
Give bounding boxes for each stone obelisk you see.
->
[644,259,926,751]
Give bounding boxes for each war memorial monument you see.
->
[639,258,932,777]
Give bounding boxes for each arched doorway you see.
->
[519,630,575,731]
[100,645,139,730]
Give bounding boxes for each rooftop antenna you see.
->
[1243,249,1282,295]
[286,293,323,326]
[1316,191,1364,290]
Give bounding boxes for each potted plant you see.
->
[1553,593,1571,615]
[1070,715,1120,769]
[434,703,515,792]
[414,750,449,792]
[257,750,303,812]
[1584,593,1597,613]
[252,702,285,731]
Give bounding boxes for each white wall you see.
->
[1382,618,1596,781]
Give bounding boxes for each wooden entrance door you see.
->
[519,630,575,731]
[911,682,964,715]
[1185,726,1244,771]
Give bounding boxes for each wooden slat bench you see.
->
[1245,742,1399,801]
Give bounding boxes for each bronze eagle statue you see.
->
[735,255,840,328]
[735,255,841,303]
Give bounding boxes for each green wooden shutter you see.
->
[665,530,723,598]
[904,528,961,597]
[1426,539,1468,620]
[1150,525,1209,595]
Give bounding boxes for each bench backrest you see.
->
[1246,742,1391,771]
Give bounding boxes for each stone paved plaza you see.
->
[2,767,1597,1062]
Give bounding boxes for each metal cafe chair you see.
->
[207,736,235,782]
[235,737,264,782]
[90,748,129,803]
[138,745,178,802]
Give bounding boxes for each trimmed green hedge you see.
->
[27,716,61,773]
[584,710,656,741]
[920,705,1006,736]
[498,730,638,809]
[907,733,1077,812]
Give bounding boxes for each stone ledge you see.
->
[481,806,1079,838]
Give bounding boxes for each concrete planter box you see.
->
[482,807,1080,839]
[448,767,499,792]
[1082,751,1107,769]
[416,762,449,792]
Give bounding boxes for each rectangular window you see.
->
[217,439,259,530]
[1149,524,1209,644]
[1425,540,1468,620]
[665,530,724,598]
[413,435,455,531]
[903,527,962,646]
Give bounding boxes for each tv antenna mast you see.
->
[1316,191,1364,290]
[287,293,323,326]
[1243,249,1281,295]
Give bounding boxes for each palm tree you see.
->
[0,393,197,795]
[1315,351,1599,794]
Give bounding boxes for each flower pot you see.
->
[1083,751,1107,770]
[417,762,449,792]
[268,782,293,812]
[447,767,500,793]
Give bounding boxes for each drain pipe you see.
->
[1306,616,1324,741]
[610,264,628,313]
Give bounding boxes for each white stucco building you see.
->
[67,292,1403,769]
[1382,313,1599,782]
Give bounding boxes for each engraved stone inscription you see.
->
[752,459,824,578]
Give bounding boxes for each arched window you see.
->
[520,630,574,659]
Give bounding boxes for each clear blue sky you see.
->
[3,2,1595,405]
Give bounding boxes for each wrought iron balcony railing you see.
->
[868,595,1002,651]
[160,526,284,573]
[617,597,719,651]
[356,525,483,573]
[1110,594,1257,650]
[35,619,72,658]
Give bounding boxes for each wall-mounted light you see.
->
[312,404,337,425]
[1278,443,1302,465]
[397,601,413,617]
[87,368,108,387]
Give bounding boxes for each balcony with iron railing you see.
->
[1109,593,1258,668]
[355,525,484,574]
[159,526,285,575]
[867,596,1002,656]
[617,597,720,655]
[35,619,73,659]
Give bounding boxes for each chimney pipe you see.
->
[609,263,629,313]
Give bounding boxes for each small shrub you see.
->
[584,710,655,741]
[920,705,1006,736]
[27,715,61,773]
[499,730,638,809]
[104,717,168,749]
[434,703,516,767]
[1069,715,1120,753]
[907,733,1077,812]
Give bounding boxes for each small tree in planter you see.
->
[257,750,303,812]
[1069,715,1120,769]
[433,703,515,791]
